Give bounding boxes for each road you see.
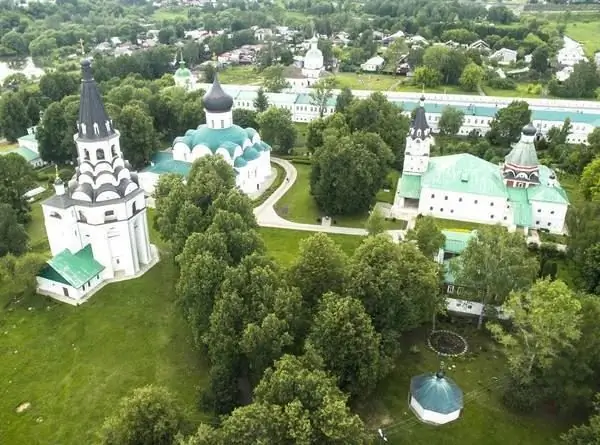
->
[254,158,406,240]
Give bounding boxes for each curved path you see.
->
[254,158,405,239]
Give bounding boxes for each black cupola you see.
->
[203,75,233,113]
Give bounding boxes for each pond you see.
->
[0,57,45,84]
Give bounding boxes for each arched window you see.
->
[50,211,62,219]
[132,202,137,214]
[84,149,90,160]
[111,145,117,157]
[96,149,105,160]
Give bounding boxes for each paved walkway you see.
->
[254,158,406,239]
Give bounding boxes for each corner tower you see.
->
[503,123,540,188]
[403,95,433,175]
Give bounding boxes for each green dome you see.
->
[243,147,260,161]
[245,127,258,139]
[234,157,248,168]
[410,372,463,415]
[219,141,240,158]
[175,61,191,78]
[179,124,251,153]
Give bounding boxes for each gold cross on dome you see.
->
[79,38,85,55]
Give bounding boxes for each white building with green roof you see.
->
[37,60,156,305]
[392,98,569,234]
[173,59,195,91]
[138,75,272,196]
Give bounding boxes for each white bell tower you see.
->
[403,95,433,176]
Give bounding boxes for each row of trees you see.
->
[142,155,444,443]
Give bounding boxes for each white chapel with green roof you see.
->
[391,96,570,234]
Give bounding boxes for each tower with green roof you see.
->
[173,52,194,91]
[403,94,433,176]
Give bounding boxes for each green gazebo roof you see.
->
[410,371,463,415]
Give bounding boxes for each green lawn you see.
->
[376,170,401,204]
[482,83,543,99]
[3,207,209,444]
[359,323,567,445]
[433,217,490,232]
[259,227,364,266]
[26,200,50,254]
[565,19,600,57]
[218,65,263,85]
[332,73,470,95]
[559,173,583,204]
[274,163,406,229]
[152,7,189,21]
[0,141,17,152]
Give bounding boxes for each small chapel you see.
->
[285,35,328,89]
[36,60,157,305]
[391,96,570,234]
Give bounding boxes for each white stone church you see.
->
[391,96,570,234]
[36,60,157,305]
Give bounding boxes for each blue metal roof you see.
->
[411,372,464,415]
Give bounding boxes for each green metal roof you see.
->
[507,187,532,227]
[181,124,251,152]
[398,174,422,199]
[243,147,260,161]
[1,147,39,162]
[423,154,507,197]
[234,156,248,168]
[527,185,569,204]
[443,259,455,284]
[174,67,192,78]
[411,372,463,415]
[18,134,37,143]
[505,139,539,167]
[442,230,476,255]
[295,93,337,107]
[38,245,104,289]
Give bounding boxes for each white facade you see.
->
[409,395,461,426]
[38,60,155,303]
[418,188,511,226]
[531,200,568,233]
[361,55,385,72]
[491,48,517,65]
[37,273,103,305]
[558,36,587,67]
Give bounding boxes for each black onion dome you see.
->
[522,123,537,136]
[203,74,233,113]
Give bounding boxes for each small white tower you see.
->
[203,74,234,129]
[403,95,433,176]
[53,166,65,196]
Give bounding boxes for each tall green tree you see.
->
[0,253,45,306]
[312,131,392,215]
[486,100,531,146]
[261,65,289,92]
[438,106,465,136]
[37,102,72,164]
[0,153,36,223]
[561,394,600,445]
[100,385,184,445]
[489,279,581,384]
[256,107,296,154]
[348,235,442,357]
[215,354,369,444]
[253,87,269,112]
[232,109,259,129]
[39,72,78,103]
[306,293,386,398]
[451,225,539,328]
[335,87,354,113]
[580,157,600,202]
[309,77,337,118]
[115,104,159,169]
[0,204,28,257]
[531,45,549,74]
[459,62,485,92]
[25,98,41,127]
[0,92,29,142]
[288,232,348,309]
[406,216,446,258]
[365,207,386,235]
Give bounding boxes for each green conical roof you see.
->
[410,371,463,415]
[505,125,539,167]
[175,61,191,78]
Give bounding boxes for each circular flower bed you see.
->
[428,330,468,357]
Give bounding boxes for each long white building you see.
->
[195,83,600,145]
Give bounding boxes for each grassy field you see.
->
[432,217,491,232]
[218,65,263,85]
[274,163,407,229]
[360,322,567,445]
[0,141,17,153]
[152,7,188,21]
[333,73,468,94]
[559,173,583,204]
[565,19,600,57]
[482,83,544,99]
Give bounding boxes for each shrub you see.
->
[502,380,541,413]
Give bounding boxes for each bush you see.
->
[290,157,312,165]
[503,380,541,413]
[488,77,517,90]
